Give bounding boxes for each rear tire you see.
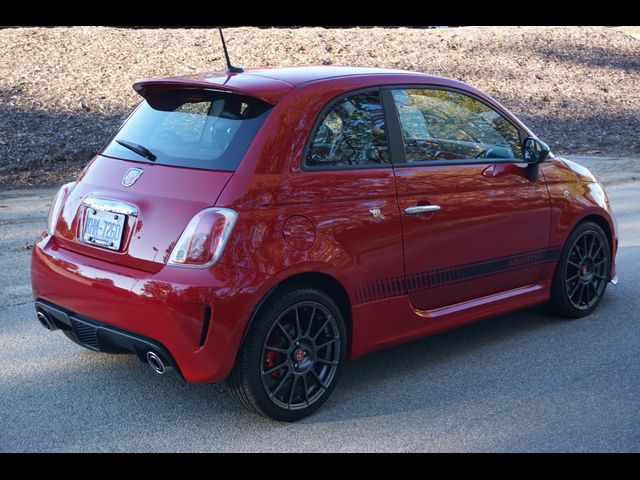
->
[228,285,346,422]
[549,221,610,319]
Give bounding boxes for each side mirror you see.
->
[523,137,550,164]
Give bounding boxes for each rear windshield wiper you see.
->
[116,139,157,162]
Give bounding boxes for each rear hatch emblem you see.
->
[122,168,144,187]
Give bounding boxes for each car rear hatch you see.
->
[51,85,276,273]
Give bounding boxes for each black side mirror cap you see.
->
[523,137,550,164]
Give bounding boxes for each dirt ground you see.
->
[1,26,639,188]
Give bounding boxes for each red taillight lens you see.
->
[168,208,237,267]
[47,182,75,235]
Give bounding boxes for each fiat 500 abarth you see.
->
[32,66,618,421]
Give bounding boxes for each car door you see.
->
[290,88,405,305]
[383,86,552,312]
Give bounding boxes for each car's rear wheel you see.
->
[228,285,346,422]
[549,221,611,319]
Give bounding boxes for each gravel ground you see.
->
[1,26,639,188]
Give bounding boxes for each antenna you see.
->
[218,28,244,74]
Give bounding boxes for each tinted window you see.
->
[305,90,390,168]
[102,89,272,171]
[392,89,522,162]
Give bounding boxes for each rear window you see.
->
[102,89,272,171]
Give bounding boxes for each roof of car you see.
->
[133,65,442,105]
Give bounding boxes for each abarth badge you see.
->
[122,168,144,187]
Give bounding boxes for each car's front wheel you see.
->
[228,285,346,422]
[549,221,611,318]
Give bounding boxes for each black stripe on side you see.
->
[352,247,563,305]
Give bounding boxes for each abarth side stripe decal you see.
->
[354,246,562,305]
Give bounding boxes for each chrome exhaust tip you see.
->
[37,311,55,331]
[146,351,169,375]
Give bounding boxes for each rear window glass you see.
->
[102,89,272,171]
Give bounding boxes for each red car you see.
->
[31,66,618,421]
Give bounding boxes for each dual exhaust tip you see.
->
[146,350,171,375]
[37,310,56,331]
[36,309,171,376]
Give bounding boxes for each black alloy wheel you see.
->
[228,286,346,422]
[260,301,341,411]
[550,221,611,318]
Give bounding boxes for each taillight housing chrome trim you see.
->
[167,207,238,268]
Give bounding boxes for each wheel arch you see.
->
[238,271,354,360]
[553,211,617,285]
[571,212,615,258]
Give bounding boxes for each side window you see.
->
[305,90,390,168]
[391,88,523,163]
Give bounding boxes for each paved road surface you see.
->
[0,156,638,452]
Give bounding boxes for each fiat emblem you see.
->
[122,168,144,187]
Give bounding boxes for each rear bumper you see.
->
[31,233,270,383]
[36,299,181,374]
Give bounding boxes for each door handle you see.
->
[404,205,441,215]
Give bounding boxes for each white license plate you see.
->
[82,208,126,251]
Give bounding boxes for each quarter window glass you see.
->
[392,89,522,162]
[305,91,390,168]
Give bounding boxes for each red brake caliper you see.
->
[264,350,282,377]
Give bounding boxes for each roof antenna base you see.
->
[218,28,244,74]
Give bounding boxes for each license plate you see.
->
[82,208,126,251]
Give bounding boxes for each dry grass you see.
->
[1,26,639,187]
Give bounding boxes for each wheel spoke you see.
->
[569,281,581,300]
[262,361,289,376]
[264,345,289,354]
[305,306,316,337]
[316,358,339,366]
[567,259,581,269]
[588,234,596,257]
[294,308,302,338]
[585,282,595,304]
[302,373,310,406]
[592,243,604,260]
[288,375,299,407]
[312,317,331,341]
[573,283,584,306]
[593,273,607,280]
[594,258,607,266]
[271,370,292,396]
[566,273,580,282]
[316,337,339,350]
[277,322,293,345]
[589,280,601,300]
[311,369,328,390]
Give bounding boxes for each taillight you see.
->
[168,208,237,268]
[47,182,75,235]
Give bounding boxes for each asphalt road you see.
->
[1,156,638,452]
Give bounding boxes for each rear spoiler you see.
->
[133,74,294,105]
